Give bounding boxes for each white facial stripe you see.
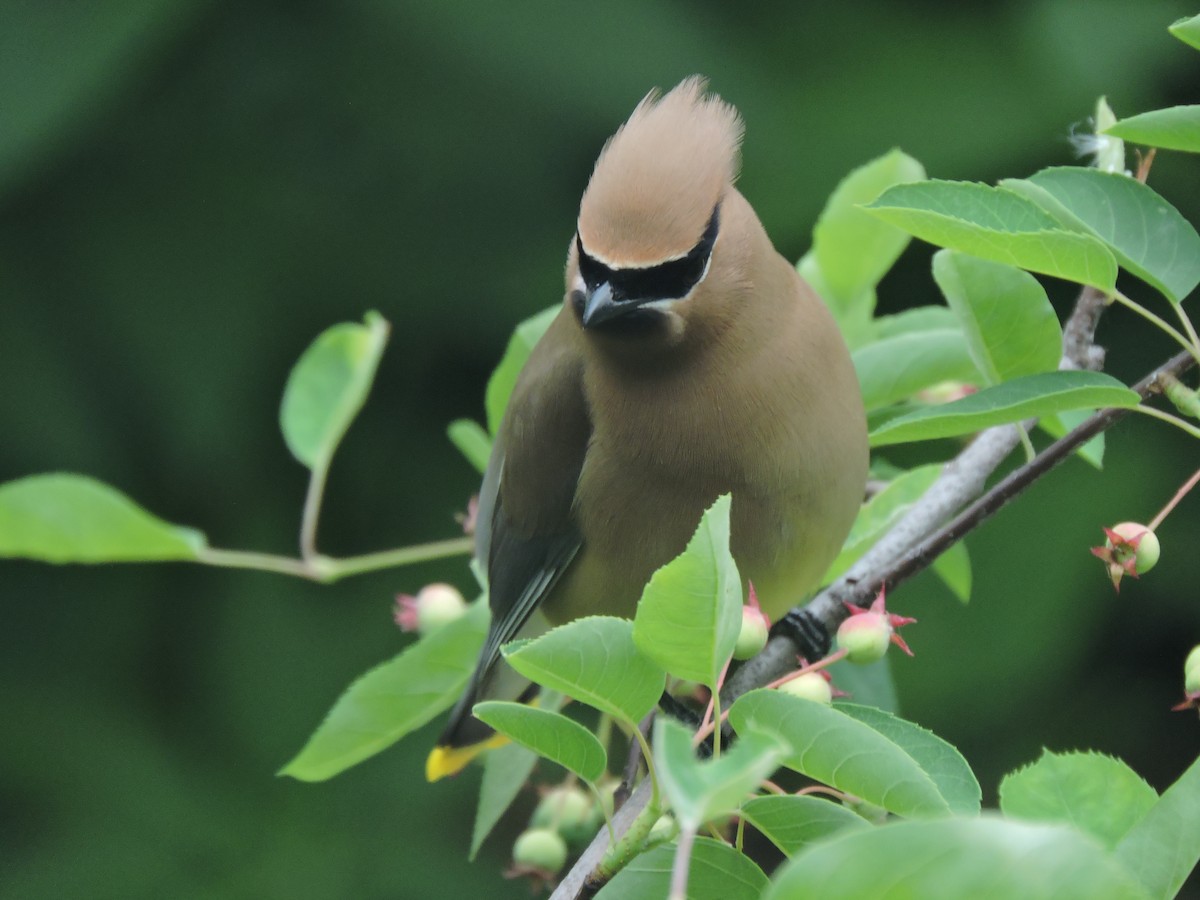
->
[576,227,692,269]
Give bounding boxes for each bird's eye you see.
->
[576,237,610,293]
[577,203,720,304]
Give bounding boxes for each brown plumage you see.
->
[427,77,867,782]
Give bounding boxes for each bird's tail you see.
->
[425,668,537,782]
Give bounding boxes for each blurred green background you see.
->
[2,1,1199,897]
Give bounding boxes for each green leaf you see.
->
[764,818,1152,900]
[852,329,981,412]
[280,311,389,469]
[836,703,981,815]
[932,250,1062,383]
[471,741,539,861]
[0,473,205,562]
[1041,410,1105,469]
[654,717,790,830]
[1006,167,1200,304]
[1170,13,1200,51]
[999,750,1156,849]
[473,701,606,783]
[280,600,488,781]
[869,371,1140,447]
[931,540,972,603]
[811,149,926,308]
[874,305,959,339]
[826,658,898,713]
[824,464,941,584]
[797,256,876,349]
[466,690,564,860]
[1116,753,1200,899]
[740,794,868,856]
[633,494,742,687]
[729,690,950,818]
[1106,106,1200,154]
[503,616,665,725]
[447,418,492,474]
[866,181,1118,290]
[485,304,560,435]
[594,836,769,900]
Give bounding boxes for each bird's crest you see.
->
[578,76,743,269]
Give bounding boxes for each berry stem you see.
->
[693,657,732,755]
[1149,467,1200,531]
[796,784,852,802]
[763,648,848,692]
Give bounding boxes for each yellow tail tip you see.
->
[425,733,511,783]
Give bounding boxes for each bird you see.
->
[426,76,868,782]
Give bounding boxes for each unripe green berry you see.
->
[532,785,595,845]
[513,828,568,874]
[1186,645,1200,680]
[415,583,467,633]
[837,612,891,664]
[1186,645,1200,695]
[1108,523,1160,575]
[733,607,770,660]
[778,671,832,705]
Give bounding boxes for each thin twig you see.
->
[1129,405,1200,440]
[1111,291,1200,365]
[614,713,653,813]
[1175,302,1200,355]
[195,535,474,583]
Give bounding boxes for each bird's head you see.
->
[569,77,747,348]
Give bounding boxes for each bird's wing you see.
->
[437,308,590,748]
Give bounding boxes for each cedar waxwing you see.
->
[426,77,868,781]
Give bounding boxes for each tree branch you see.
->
[721,282,1110,704]
[723,346,1196,708]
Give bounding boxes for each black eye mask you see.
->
[576,203,720,305]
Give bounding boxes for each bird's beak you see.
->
[579,282,624,329]
[580,283,670,330]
